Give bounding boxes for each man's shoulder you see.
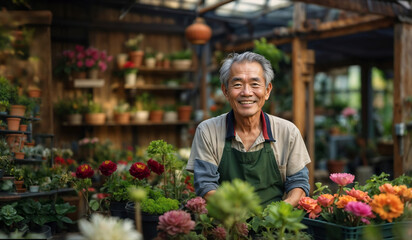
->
[265,113,296,129]
[198,113,227,131]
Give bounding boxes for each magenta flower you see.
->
[345,201,373,218]
[157,210,195,236]
[342,107,357,117]
[212,227,226,240]
[330,173,355,186]
[185,197,208,214]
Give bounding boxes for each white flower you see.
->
[78,214,142,240]
[178,147,191,160]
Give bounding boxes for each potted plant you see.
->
[113,101,130,124]
[163,104,178,122]
[170,49,193,70]
[0,76,14,114]
[133,92,152,122]
[122,61,138,87]
[144,49,156,68]
[0,138,13,178]
[178,104,193,122]
[125,34,144,67]
[0,204,25,234]
[84,100,105,125]
[148,101,164,123]
[12,167,25,193]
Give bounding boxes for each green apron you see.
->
[217,140,284,206]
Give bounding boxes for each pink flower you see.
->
[157,210,195,236]
[342,107,356,117]
[211,227,226,240]
[185,197,208,214]
[345,201,373,218]
[330,173,355,186]
[346,188,371,203]
[85,58,96,68]
[235,222,248,237]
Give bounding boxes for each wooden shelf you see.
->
[62,120,197,127]
[74,79,105,88]
[124,84,194,90]
[0,129,30,135]
[137,66,195,73]
[0,188,75,201]
[14,158,46,164]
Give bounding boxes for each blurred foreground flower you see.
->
[75,214,142,240]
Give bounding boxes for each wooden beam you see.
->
[295,0,409,17]
[0,10,52,26]
[393,23,412,176]
[198,0,234,15]
[222,15,394,52]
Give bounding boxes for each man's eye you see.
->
[233,84,241,87]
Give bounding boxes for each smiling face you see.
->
[222,61,272,120]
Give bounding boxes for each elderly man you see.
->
[186,52,311,207]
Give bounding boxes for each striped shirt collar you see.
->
[225,110,276,142]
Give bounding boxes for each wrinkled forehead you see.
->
[229,61,265,80]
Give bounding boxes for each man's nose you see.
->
[241,85,253,95]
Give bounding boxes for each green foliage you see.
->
[253,37,285,73]
[0,76,14,103]
[54,97,86,116]
[135,92,153,111]
[250,202,308,240]
[170,49,192,60]
[312,182,331,196]
[0,204,24,233]
[355,172,390,196]
[124,34,144,51]
[207,179,262,235]
[141,196,179,215]
[114,101,130,113]
[102,174,134,202]
[86,100,103,113]
[0,180,14,192]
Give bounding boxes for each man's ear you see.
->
[265,82,273,100]
[221,84,228,97]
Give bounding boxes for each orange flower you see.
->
[379,183,396,194]
[298,197,322,219]
[400,188,412,201]
[317,194,334,207]
[346,188,371,203]
[336,195,357,209]
[370,193,404,222]
[393,185,408,197]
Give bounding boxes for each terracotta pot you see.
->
[19,124,27,132]
[14,152,25,160]
[24,141,35,147]
[85,113,106,125]
[28,89,41,98]
[185,17,212,44]
[114,112,131,124]
[72,71,87,79]
[7,118,21,131]
[327,160,346,174]
[88,68,99,79]
[163,59,171,69]
[178,106,192,121]
[14,180,24,189]
[149,110,164,122]
[129,50,144,67]
[9,105,26,116]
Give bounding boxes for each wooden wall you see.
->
[49,3,194,149]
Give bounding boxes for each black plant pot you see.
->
[30,225,52,239]
[109,201,128,219]
[125,201,160,240]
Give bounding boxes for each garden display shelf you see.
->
[0,188,75,201]
[302,217,412,240]
[62,120,197,126]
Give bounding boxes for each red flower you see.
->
[99,160,117,176]
[147,159,164,175]
[54,156,65,165]
[66,158,76,165]
[129,162,150,180]
[75,164,94,179]
[96,193,110,199]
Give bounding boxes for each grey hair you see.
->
[219,51,275,88]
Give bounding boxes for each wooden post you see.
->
[393,23,412,176]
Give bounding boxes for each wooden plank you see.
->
[0,10,52,25]
[292,38,306,136]
[198,0,235,15]
[393,23,412,176]
[222,15,393,52]
[297,0,408,17]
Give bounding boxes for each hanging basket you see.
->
[185,17,212,44]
